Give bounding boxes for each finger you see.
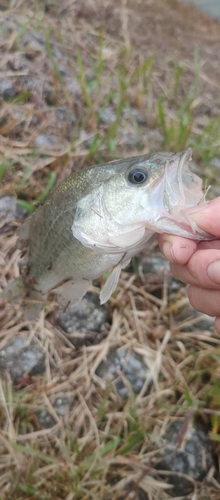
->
[170,248,220,288]
[197,240,220,251]
[188,285,220,317]
[188,197,220,237]
[158,234,197,265]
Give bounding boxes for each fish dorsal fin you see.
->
[99,263,122,304]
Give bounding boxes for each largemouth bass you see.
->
[2,148,211,317]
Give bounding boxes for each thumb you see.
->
[188,197,220,238]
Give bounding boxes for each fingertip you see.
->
[160,240,175,262]
[189,198,220,238]
[171,239,197,265]
[158,235,176,262]
[158,234,197,265]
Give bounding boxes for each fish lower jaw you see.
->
[155,217,210,240]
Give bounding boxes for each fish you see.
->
[1,147,211,318]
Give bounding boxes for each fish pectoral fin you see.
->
[121,258,131,270]
[55,279,91,308]
[99,264,122,305]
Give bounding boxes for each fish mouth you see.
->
[164,148,205,215]
[161,147,211,238]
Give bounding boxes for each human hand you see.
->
[158,197,220,332]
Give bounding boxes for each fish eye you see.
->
[127,167,148,185]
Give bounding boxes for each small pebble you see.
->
[55,107,76,126]
[96,348,153,399]
[57,294,109,346]
[99,107,116,124]
[34,133,61,151]
[0,78,17,100]
[156,420,214,496]
[0,195,27,224]
[36,395,71,428]
[58,293,109,334]
[0,337,45,380]
[43,82,56,105]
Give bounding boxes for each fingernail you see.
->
[162,241,177,263]
[207,261,220,284]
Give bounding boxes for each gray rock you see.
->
[99,107,116,124]
[0,337,45,380]
[32,32,45,46]
[140,254,170,275]
[31,114,41,126]
[12,108,27,127]
[23,76,41,93]
[131,109,146,126]
[58,293,108,333]
[124,107,146,125]
[79,130,95,148]
[0,195,27,224]
[146,128,164,148]
[21,31,45,51]
[121,130,138,149]
[57,63,70,77]
[156,420,214,496]
[65,77,81,95]
[7,54,28,72]
[36,395,70,429]
[53,396,70,416]
[139,253,215,329]
[57,293,109,345]
[0,196,17,222]
[37,409,56,428]
[34,133,61,151]
[55,107,76,126]
[0,78,17,100]
[95,348,153,399]
[23,78,56,105]
[133,252,181,293]
[175,301,215,331]
[15,202,28,220]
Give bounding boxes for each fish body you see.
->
[2,148,211,316]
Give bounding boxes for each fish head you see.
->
[72,148,210,254]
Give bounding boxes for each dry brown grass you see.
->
[0,0,220,499]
